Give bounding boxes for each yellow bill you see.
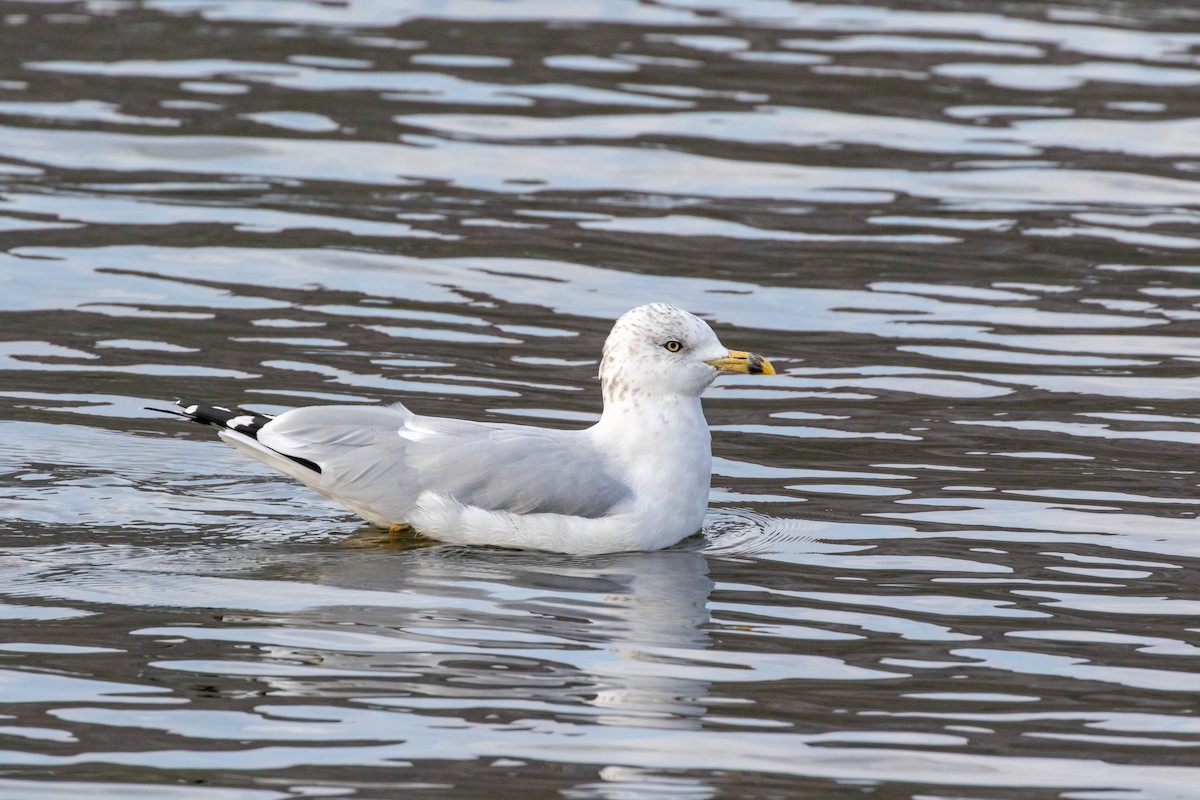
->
[707,350,776,376]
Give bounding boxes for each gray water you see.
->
[2,1,1200,797]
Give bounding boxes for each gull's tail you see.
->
[149,400,322,474]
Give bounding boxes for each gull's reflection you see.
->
[240,533,718,730]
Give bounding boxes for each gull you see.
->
[165,303,775,554]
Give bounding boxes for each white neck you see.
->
[591,390,713,507]
[595,388,707,434]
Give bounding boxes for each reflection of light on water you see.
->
[581,766,718,800]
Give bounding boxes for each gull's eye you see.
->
[663,340,683,353]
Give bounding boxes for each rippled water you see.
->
[3,1,1200,797]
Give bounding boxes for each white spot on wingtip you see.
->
[184,405,199,415]
[227,415,256,429]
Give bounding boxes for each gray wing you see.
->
[257,403,631,521]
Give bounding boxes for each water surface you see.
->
[2,1,1200,797]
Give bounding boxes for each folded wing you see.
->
[257,403,631,524]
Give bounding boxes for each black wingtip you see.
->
[145,405,192,419]
[162,401,274,434]
[152,399,322,475]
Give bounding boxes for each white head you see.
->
[599,303,774,405]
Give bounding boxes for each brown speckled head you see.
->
[598,303,731,405]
